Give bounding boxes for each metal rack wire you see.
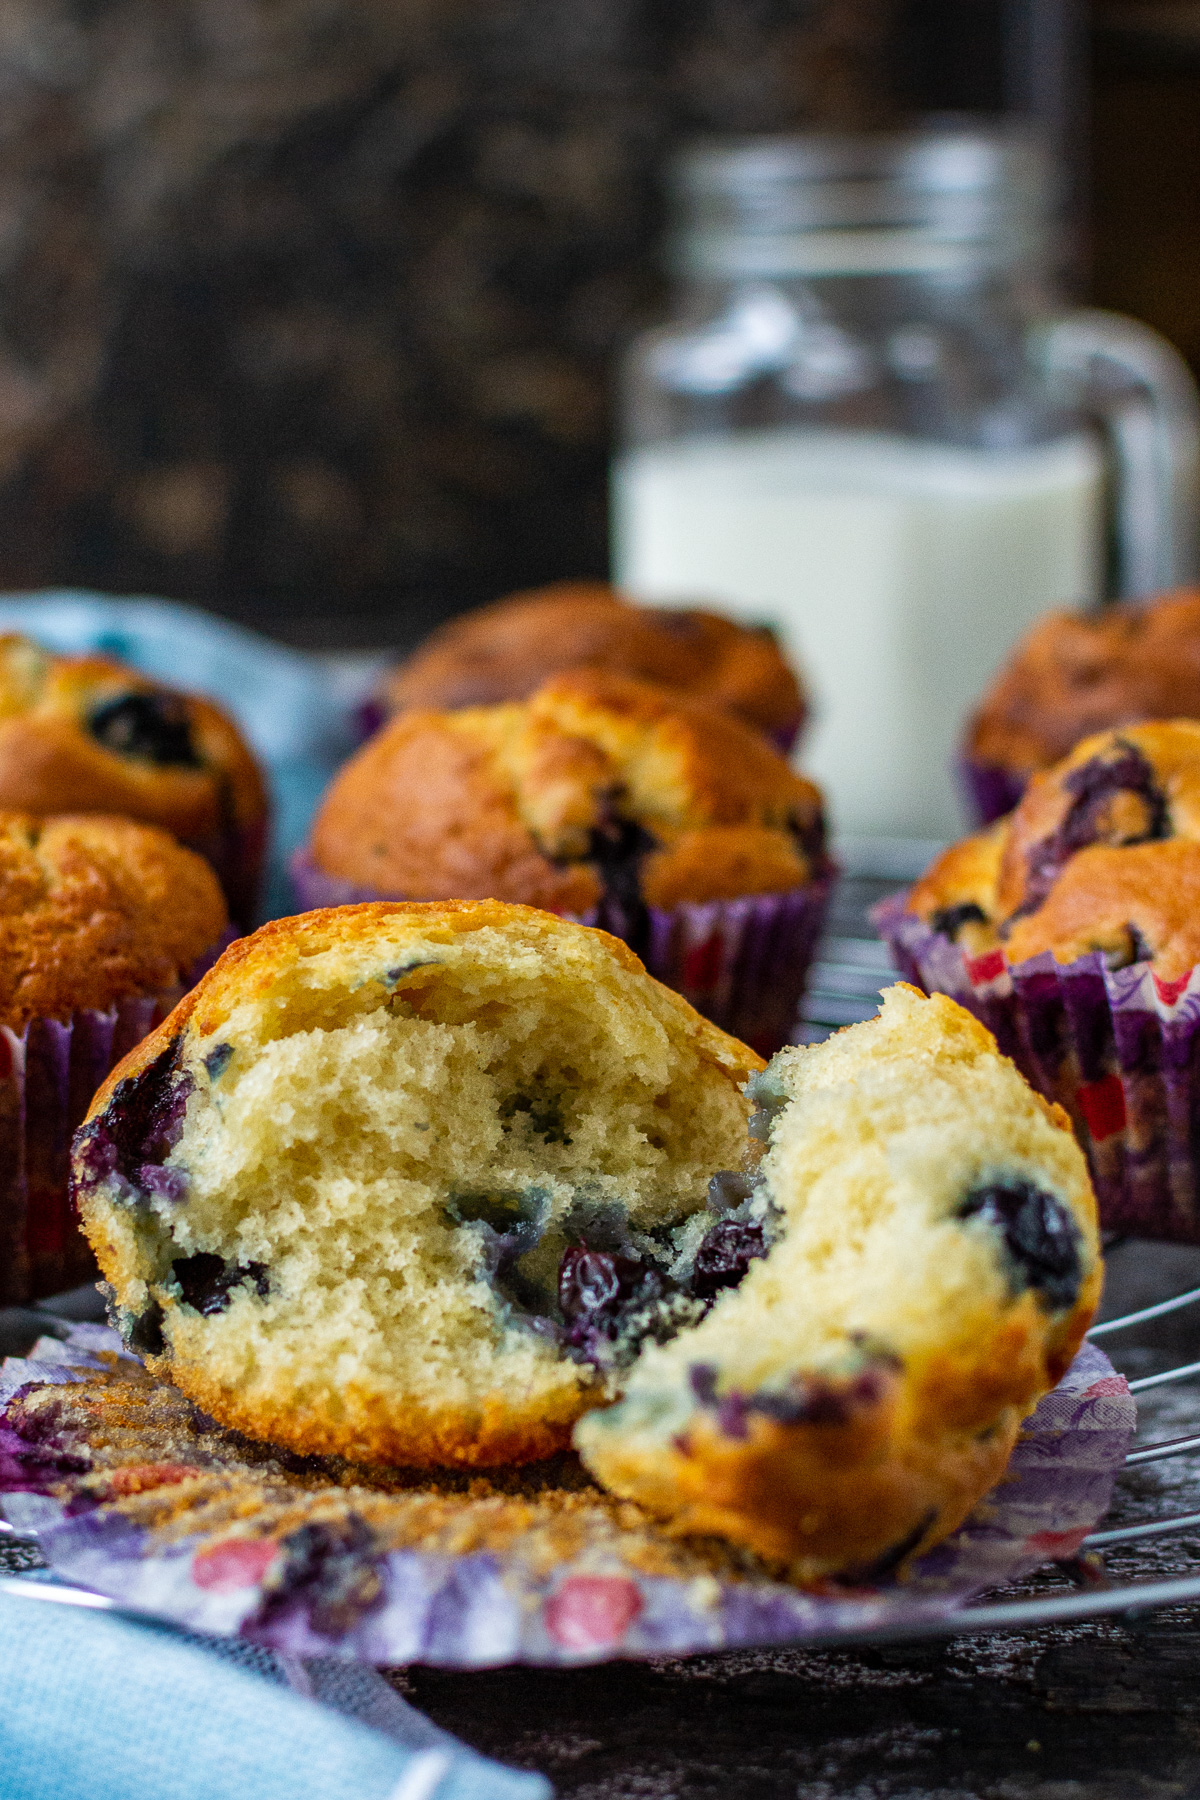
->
[4,841,1200,1646]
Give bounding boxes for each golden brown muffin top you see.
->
[84,898,765,1125]
[378,581,806,744]
[909,720,1200,979]
[0,812,228,1028]
[967,589,1200,777]
[311,669,827,912]
[0,635,266,841]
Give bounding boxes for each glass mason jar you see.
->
[611,128,1200,838]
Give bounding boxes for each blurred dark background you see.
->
[0,0,1190,648]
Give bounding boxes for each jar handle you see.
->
[1032,309,1200,598]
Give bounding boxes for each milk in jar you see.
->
[616,131,1197,840]
[613,426,1104,836]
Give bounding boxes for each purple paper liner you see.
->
[873,892,1200,1244]
[959,754,1028,827]
[0,1330,1133,1667]
[186,815,267,933]
[0,929,236,1304]
[289,850,835,1059]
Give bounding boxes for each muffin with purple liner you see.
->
[0,811,229,1302]
[876,719,1200,1242]
[0,633,268,927]
[370,580,807,754]
[963,588,1200,824]
[294,669,833,1055]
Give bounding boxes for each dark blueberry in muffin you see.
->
[557,1246,679,1362]
[690,1219,767,1301]
[1020,740,1169,916]
[252,1516,383,1636]
[930,902,989,942]
[124,1296,166,1358]
[958,1178,1082,1310]
[586,798,659,927]
[203,1043,234,1082]
[170,1253,270,1317]
[72,1040,192,1203]
[87,692,200,767]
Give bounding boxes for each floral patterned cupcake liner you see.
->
[0,931,236,1304]
[874,893,1200,1244]
[0,1327,1133,1667]
[289,850,835,1059]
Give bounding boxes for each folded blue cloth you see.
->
[0,1587,551,1800]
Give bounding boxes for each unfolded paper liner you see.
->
[289,849,834,1059]
[0,1329,1133,1668]
[873,893,1200,1244]
[0,931,237,1305]
[959,755,1029,827]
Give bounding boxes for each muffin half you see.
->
[73,902,761,1467]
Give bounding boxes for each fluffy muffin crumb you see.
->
[74,901,761,1468]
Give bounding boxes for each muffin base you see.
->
[1,933,235,1303]
[0,1328,1133,1663]
[289,849,834,1057]
[874,893,1200,1245]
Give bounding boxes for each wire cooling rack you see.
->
[5,837,1200,1647]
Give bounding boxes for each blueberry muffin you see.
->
[910,722,1200,981]
[296,670,830,1054]
[0,634,268,925]
[373,581,806,752]
[878,720,1200,1241]
[73,902,762,1468]
[576,983,1101,1577]
[965,589,1200,822]
[0,812,229,1302]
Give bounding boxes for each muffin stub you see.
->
[0,634,268,925]
[963,588,1200,821]
[375,580,806,750]
[911,721,1200,982]
[73,901,762,1468]
[0,811,230,1303]
[574,985,1101,1579]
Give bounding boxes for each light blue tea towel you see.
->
[0,1587,551,1800]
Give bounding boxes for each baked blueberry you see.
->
[87,692,199,767]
